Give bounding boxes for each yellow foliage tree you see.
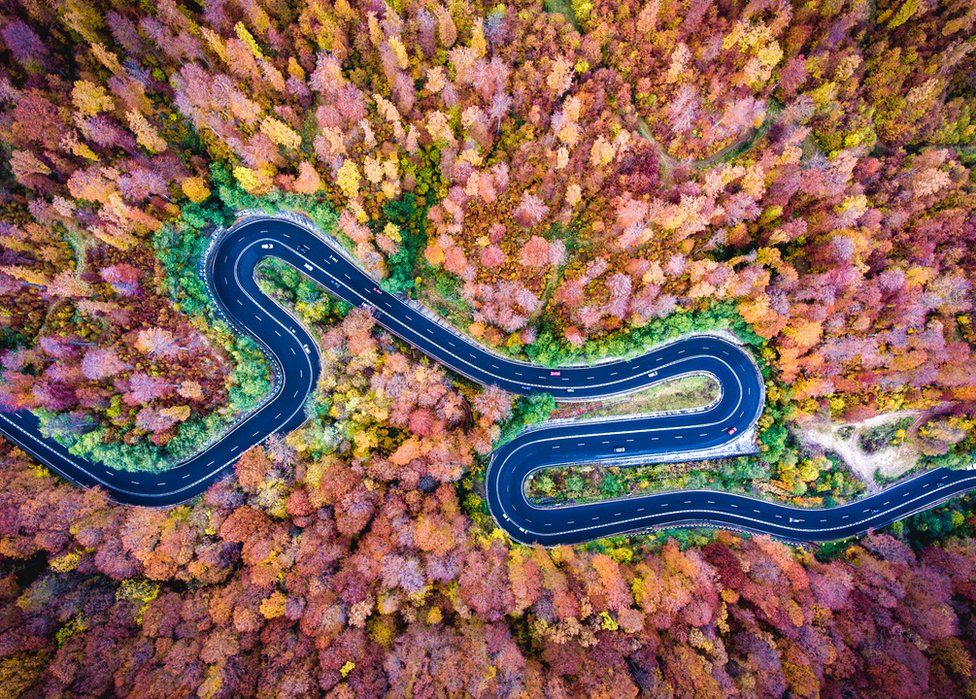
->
[336,160,361,199]
[181,177,211,203]
[233,165,273,195]
[0,265,49,286]
[260,116,302,151]
[234,21,264,59]
[126,111,167,154]
[259,591,287,619]
[72,80,114,117]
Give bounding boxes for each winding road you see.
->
[2,215,975,545]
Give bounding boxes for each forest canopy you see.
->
[1,0,976,695]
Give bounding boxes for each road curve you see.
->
[1,215,974,544]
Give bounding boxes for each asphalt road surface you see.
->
[2,216,974,544]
